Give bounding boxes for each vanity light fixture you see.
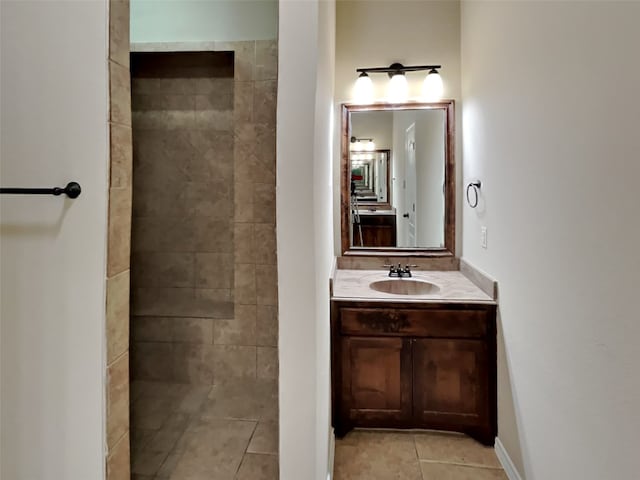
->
[353,72,374,104]
[350,136,376,151]
[353,63,443,103]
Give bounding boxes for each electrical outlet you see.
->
[481,226,488,249]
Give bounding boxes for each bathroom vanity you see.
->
[333,99,497,446]
[330,269,497,446]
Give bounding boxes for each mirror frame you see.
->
[340,100,456,257]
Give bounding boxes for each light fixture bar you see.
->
[356,64,441,75]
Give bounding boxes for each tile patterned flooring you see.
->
[130,379,278,480]
[334,430,508,480]
[132,381,505,480]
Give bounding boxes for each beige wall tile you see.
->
[256,264,278,306]
[131,342,173,382]
[213,304,256,346]
[254,124,276,184]
[195,89,234,112]
[110,60,132,126]
[195,252,234,289]
[212,345,257,380]
[201,131,234,180]
[106,431,131,480]
[106,270,130,363]
[234,150,258,185]
[257,347,278,380]
[256,305,277,347]
[193,77,234,95]
[131,317,172,343]
[191,218,234,253]
[107,186,132,277]
[171,317,214,344]
[253,183,275,223]
[218,41,256,81]
[235,181,254,223]
[253,80,277,125]
[132,110,195,131]
[194,110,233,131]
[107,352,130,450]
[255,39,278,81]
[132,287,233,318]
[234,263,256,305]
[110,123,132,188]
[234,223,255,264]
[132,252,195,288]
[109,0,130,68]
[254,223,276,265]
[132,93,195,111]
[185,181,232,218]
[234,81,254,123]
[173,344,213,384]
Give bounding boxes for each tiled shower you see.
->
[128,43,278,479]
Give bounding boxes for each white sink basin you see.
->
[369,279,440,296]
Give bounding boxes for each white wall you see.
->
[461,2,640,478]
[351,111,393,150]
[334,0,461,254]
[0,1,109,479]
[131,0,278,43]
[277,1,335,479]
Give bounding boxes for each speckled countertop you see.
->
[331,269,496,304]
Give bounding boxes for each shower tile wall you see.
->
[130,52,235,384]
[130,42,278,386]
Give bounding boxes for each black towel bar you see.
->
[0,182,81,199]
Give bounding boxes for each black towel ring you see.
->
[466,181,481,208]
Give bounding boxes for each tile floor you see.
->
[334,430,508,480]
[130,379,278,480]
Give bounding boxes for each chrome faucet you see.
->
[384,263,417,278]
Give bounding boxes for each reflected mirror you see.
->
[341,101,455,256]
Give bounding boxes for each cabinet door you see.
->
[413,339,489,428]
[341,336,412,425]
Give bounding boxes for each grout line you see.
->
[234,421,260,477]
[107,348,129,369]
[412,433,426,480]
[419,459,505,470]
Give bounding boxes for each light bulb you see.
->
[365,141,376,151]
[353,73,374,104]
[422,69,444,101]
[387,73,408,103]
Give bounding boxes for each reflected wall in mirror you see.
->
[341,101,455,256]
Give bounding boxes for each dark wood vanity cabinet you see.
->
[331,301,497,446]
[351,213,397,247]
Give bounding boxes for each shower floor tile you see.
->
[130,380,278,479]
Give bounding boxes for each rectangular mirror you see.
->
[341,101,455,256]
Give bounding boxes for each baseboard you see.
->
[495,437,523,480]
[328,428,336,480]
